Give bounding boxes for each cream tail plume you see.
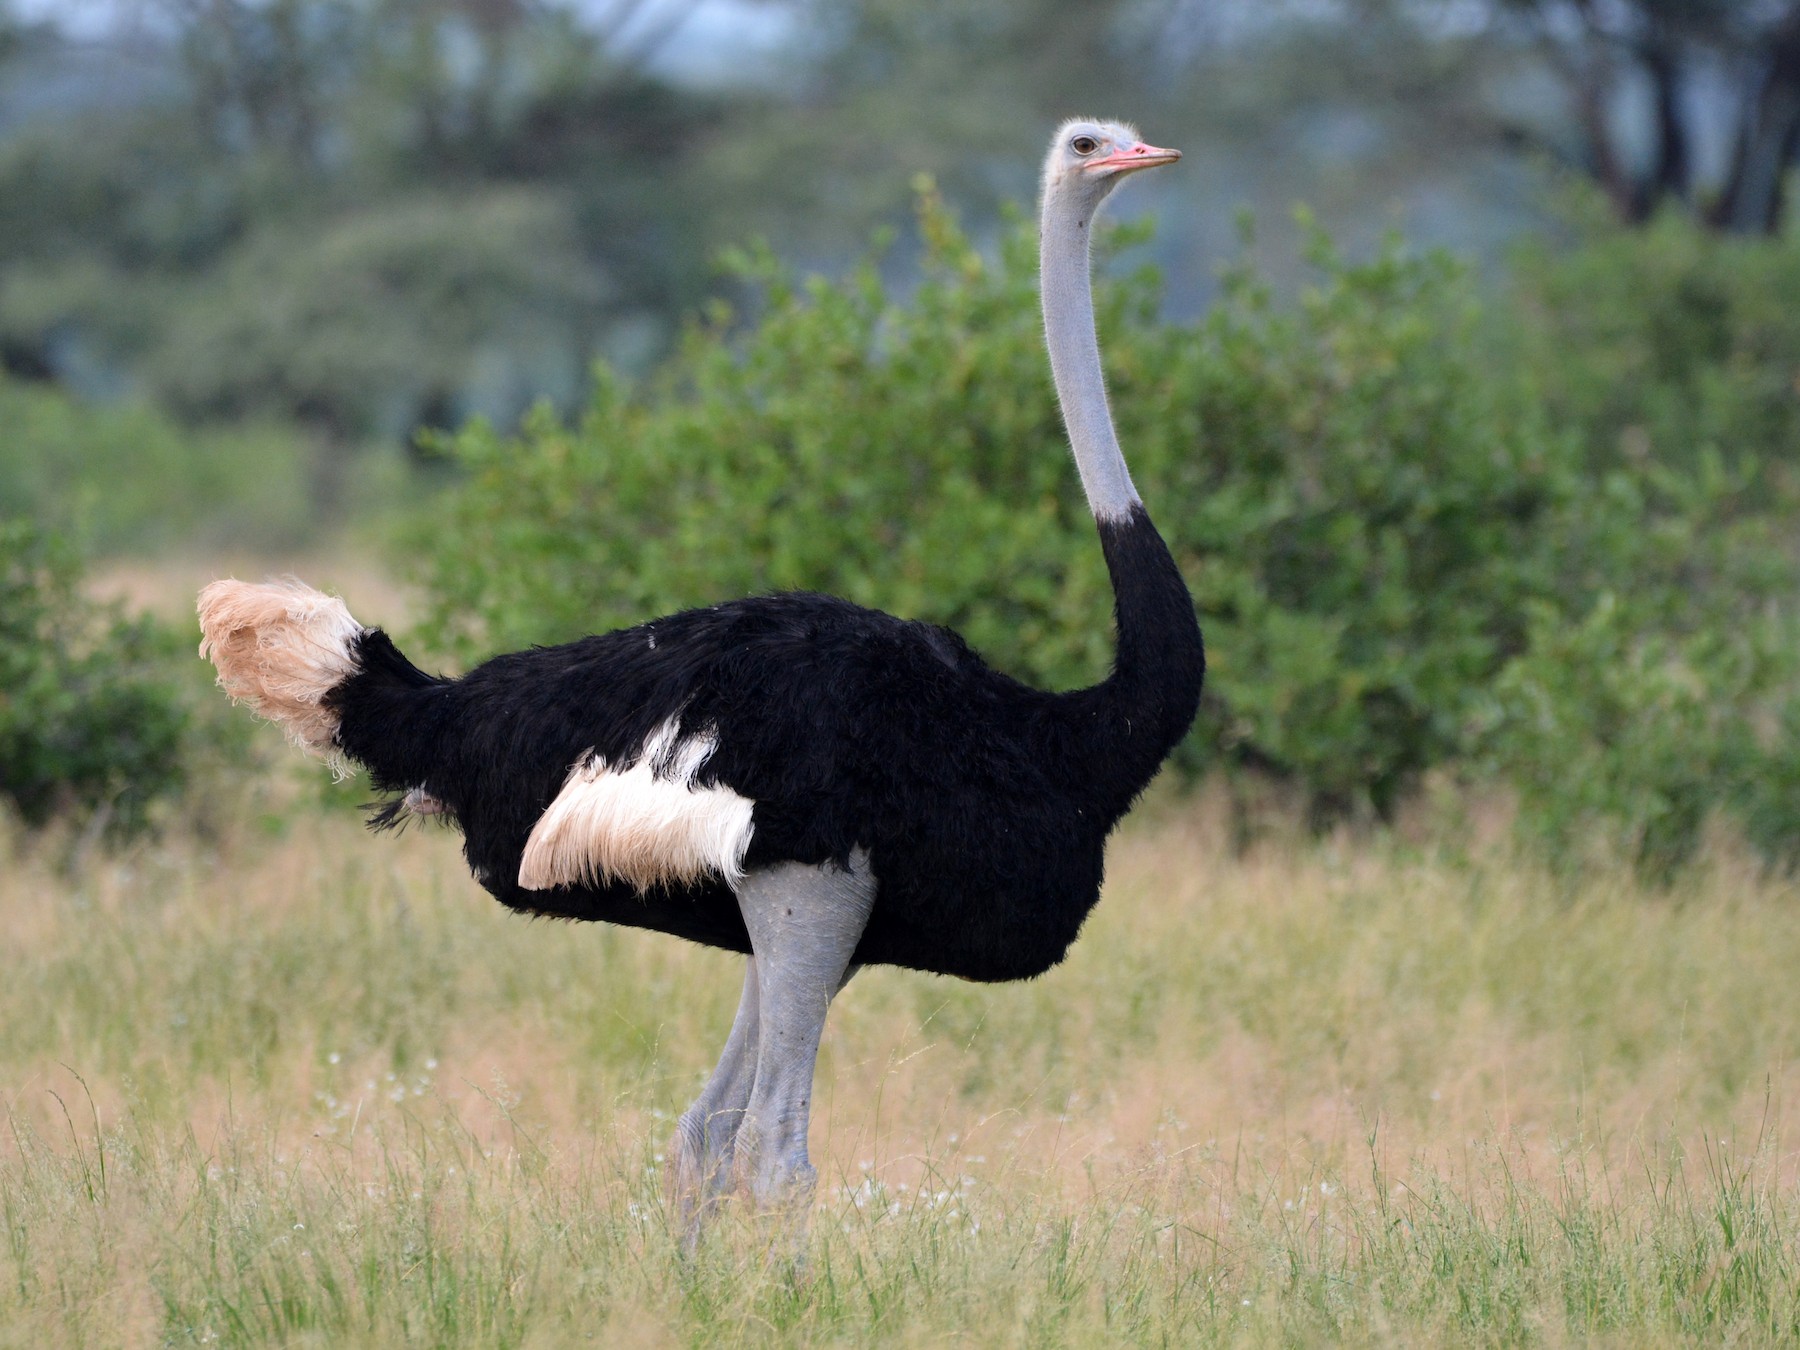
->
[197,578,364,770]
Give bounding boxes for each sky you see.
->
[10,0,796,83]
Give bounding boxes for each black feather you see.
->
[365,798,409,834]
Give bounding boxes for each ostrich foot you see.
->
[667,1102,748,1244]
[723,1115,819,1269]
[667,956,760,1250]
[729,1114,819,1216]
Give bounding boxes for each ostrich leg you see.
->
[668,955,761,1244]
[731,850,875,1219]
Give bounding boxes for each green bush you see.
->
[1487,209,1800,870]
[0,375,316,555]
[1154,220,1581,819]
[1475,446,1800,872]
[1509,205,1800,504]
[1485,593,1798,877]
[0,518,200,835]
[408,190,1800,869]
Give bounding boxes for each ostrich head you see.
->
[1041,118,1181,211]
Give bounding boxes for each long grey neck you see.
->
[1040,188,1141,523]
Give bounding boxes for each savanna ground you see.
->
[6,766,1800,1347]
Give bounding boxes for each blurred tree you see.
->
[0,0,728,513]
[1158,0,1800,235]
[1492,0,1800,232]
[0,0,51,381]
[11,0,1800,530]
[698,0,1156,249]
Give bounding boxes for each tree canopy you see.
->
[6,0,1800,516]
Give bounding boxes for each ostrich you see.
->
[198,119,1203,1238]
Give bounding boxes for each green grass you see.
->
[4,788,1800,1346]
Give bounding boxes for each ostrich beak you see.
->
[1089,141,1181,175]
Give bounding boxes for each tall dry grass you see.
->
[3,785,1799,1346]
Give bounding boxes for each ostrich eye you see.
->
[1071,135,1099,156]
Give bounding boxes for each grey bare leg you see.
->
[668,955,760,1241]
[732,850,875,1216]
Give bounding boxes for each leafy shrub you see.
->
[1509,205,1800,504]
[409,190,1800,869]
[1492,210,1800,870]
[0,375,315,555]
[1486,594,1798,877]
[0,518,199,835]
[1153,221,1580,819]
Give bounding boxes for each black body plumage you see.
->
[328,506,1203,983]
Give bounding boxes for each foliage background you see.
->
[2,0,1799,860]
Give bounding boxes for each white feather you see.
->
[517,718,756,893]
